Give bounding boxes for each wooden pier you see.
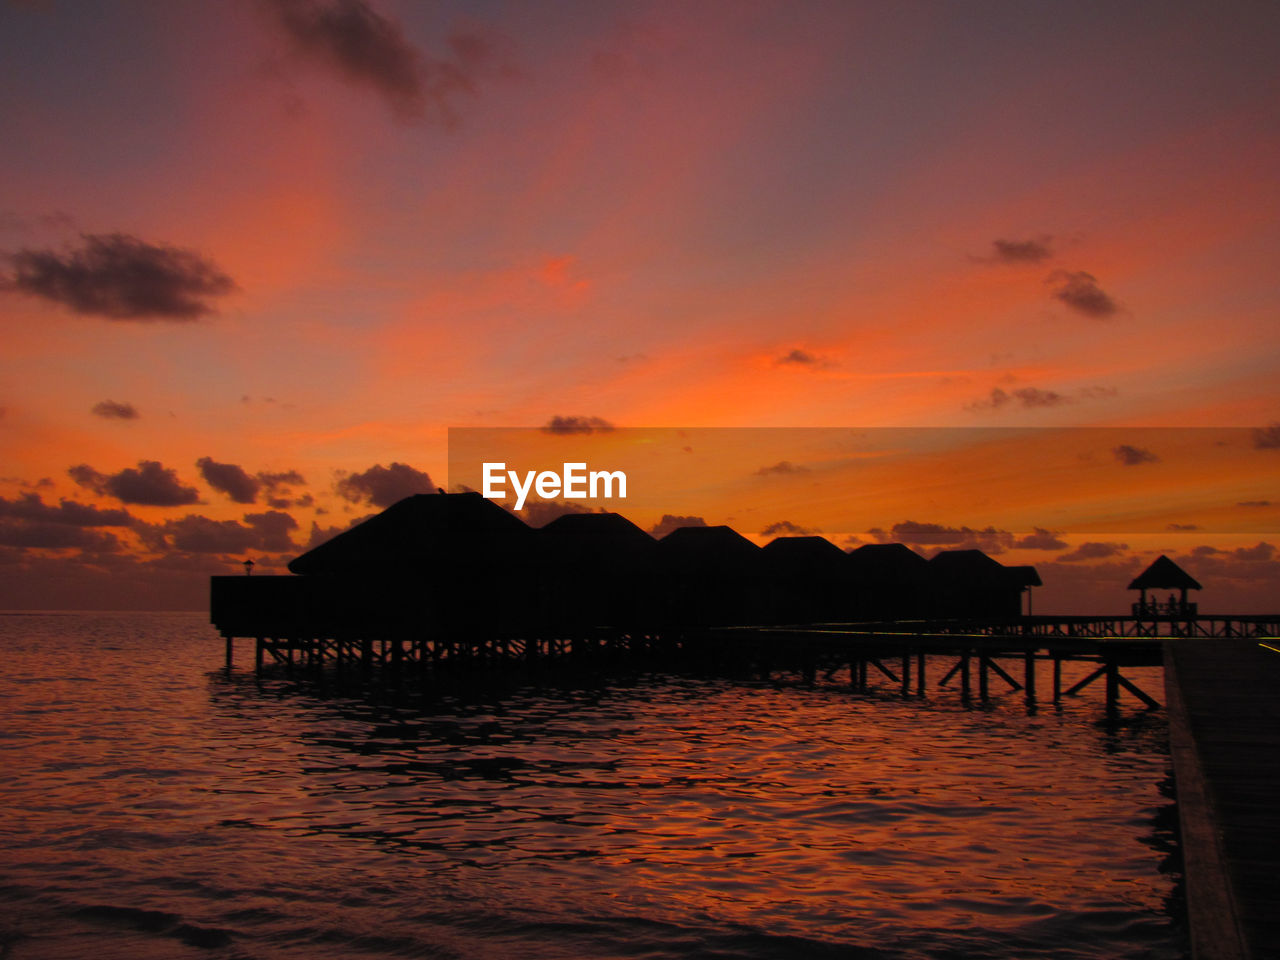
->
[1165,638,1280,960]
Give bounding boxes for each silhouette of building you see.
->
[845,543,930,620]
[927,549,1031,618]
[536,512,657,628]
[1128,555,1201,616]
[762,535,850,623]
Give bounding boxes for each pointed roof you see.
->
[762,535,847,577]
[287,492,532,575]
[657,525,761,574]
[846,542,929,582]
[540,511,655,550]
[1128,555,1201,591]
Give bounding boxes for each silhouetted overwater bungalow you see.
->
[1129,554,1202,616]
[536,512,657,628]
[762,535,851,623]
[285,492,539,633]
[845,543,930,620]
[927,549,1030,619]
[656,525,767,625]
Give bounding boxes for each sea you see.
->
[0,611,1186,960]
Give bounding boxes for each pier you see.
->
[1165,638,1280,960]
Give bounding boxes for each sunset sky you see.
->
[1,0,1277,611]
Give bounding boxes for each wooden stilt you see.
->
[900,654,910,697]
[916,653,926,696]
[1024,650,1036,702]
[960,653,971,701]
[224,635,233,670]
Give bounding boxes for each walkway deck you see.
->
[1165,639,1280,960]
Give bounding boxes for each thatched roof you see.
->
[1128,555,1201,591]
[846,543,929,582]
[1005,565,1043,588]
[762,535,847,570]
[287,492,532,576]
[657,525,761,574]
[540,511,654,550]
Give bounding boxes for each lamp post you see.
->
[243,558,255,576]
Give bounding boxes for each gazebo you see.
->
[1128,555,1202,617]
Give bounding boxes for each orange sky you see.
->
[0,1,1277,610]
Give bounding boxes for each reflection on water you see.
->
[0,612,1185,959]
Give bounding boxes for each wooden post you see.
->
[224,635,233,670]
[1052,654,1061,703]
[901,654,910,697]
[979,655,989,700]
[1024,650,1036,703]
[255,637,264,671]
[1105,658,1119,720]
[916,653,926,696]
[960,652,971,701]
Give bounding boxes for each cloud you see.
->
[1167,523,1199,531]
[506,499,598,528]
[989,237,1053,264]
[335,462,435,507]
[966,385,1114,412]
[68,460,200,506]
[541,415,614,435]
[754,460,808,476]
[761,520,816,536]
[775,348,831,367]
[0,521,121,551]
[1112,444,1159,466]
[0,492,132,526]
[1252,423,1280,449]
[1056,541,1129,562]
[648,514,707,539]
[873,520,1014,554]
[243,510,300,551]
[197,457,260,504]
[91,400,139,420]
[261,0,502,124]
[155,510,299,555]
[1238,500,1272,507]
[1047,270,1119,319]
[1012,527,1069,550]
[2,233,235,320]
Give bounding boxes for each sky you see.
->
[0,0,1277,612]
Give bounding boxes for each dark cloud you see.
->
[1238,500,1272,508]
[1056,541,1129,562]
[197,457,260,504]
[243,510,300,551]
[69,460,200,506]
[506,499,598,528]
[872,520,1013,554]
[541,415,615,435]
[91,400,139,420]
[754,460,808,476]
[335,462,435,507]
[258,469,306,490]
[761,520,816,537]
[155,510,298,555]
[261,0,501,124]
[1112,444,1159,466]
[1012,527,1069,550]
[161,515,259,555]
[0,492,132,526]
[648,514,707,539]
[776,349,822,366]
[2,233,235,320]
[1047,270,1119,318]
[0,520,121,551]
[1252,423,1280,449]
[967,385,1099,411]
[1167,523,1199,531]
[990,237,1053,264]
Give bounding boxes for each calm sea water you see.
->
[0,612,1185,959]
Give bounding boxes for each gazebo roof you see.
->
[1127,555,1202,591]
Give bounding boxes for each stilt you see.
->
[1053,654,1062,703]
[1105,658,1119,720]
[255,637,264,671]
[1024,651,1036,702]
[916,653,926,696]
[979,654,989,700]
[224,635,233,670]
[960,652,971,701]
[900,654,910,697]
